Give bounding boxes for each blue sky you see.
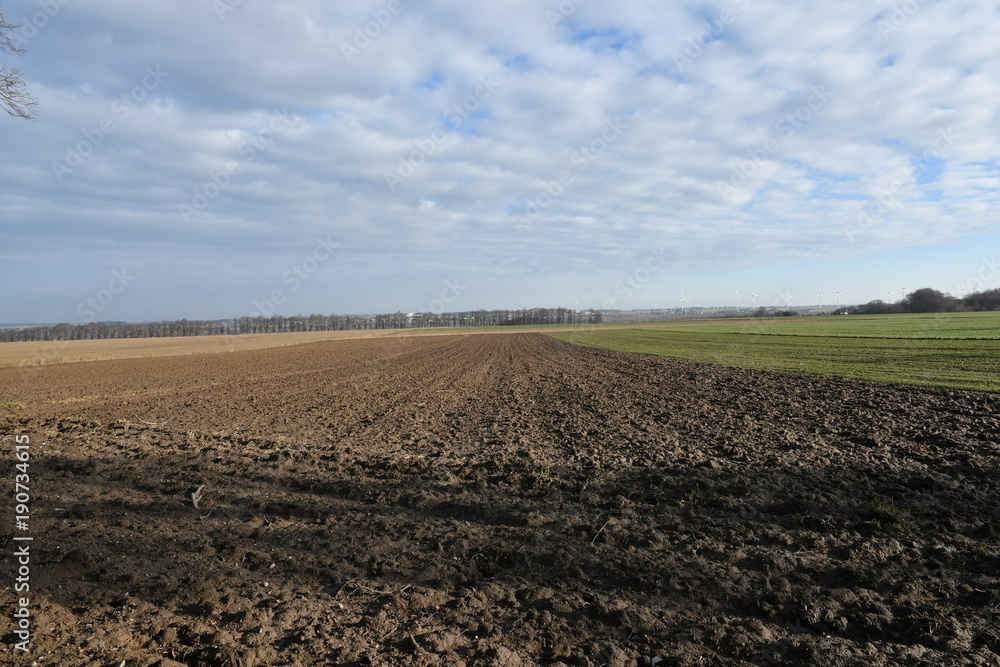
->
[1,0,998,322]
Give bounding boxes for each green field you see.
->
[551,313,1000,393]
[674,312,1000,339]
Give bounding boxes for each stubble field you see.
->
[1,333,999,666]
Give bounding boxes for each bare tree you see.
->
[1,12,38,119]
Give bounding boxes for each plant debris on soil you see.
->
[1,333,998,666]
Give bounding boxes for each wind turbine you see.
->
[649,296,654,311]
[959,286,966,298]
[680,292,690,312]
[783,289,794,306]
[836,288,842,309]
[887,288,893,304]
[901,285,906,301]
[735,291,742,311]
[817,289,824,307]
[750,291,758,309]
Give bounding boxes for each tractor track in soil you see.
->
[1,333,999,666]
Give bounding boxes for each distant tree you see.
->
[0,13,38,119]
[964,288,1000,311]
[0,304,610,343]
[849,300,885,315]
[901,288,959,313]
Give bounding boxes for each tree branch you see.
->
[0,65,38,119]
[0,15,26,55]
[0,13,39,120]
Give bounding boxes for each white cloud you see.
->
[1,0,998,320]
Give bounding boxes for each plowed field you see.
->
[2,333,999,666]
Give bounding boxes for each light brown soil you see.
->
[0,318,763,368]
[0,330,400,368]
[1,333,998,666]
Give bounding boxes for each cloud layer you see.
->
[1,0,998,321]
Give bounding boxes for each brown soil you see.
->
[1,333,998,666]
[0,330,399,368]
[0,317,772,369]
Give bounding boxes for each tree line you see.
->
[0,308,603,343]
[846,287,1000,315]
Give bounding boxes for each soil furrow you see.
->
[1,333,998,665]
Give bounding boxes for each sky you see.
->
[1,0,999,323]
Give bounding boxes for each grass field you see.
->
[673,312,1000,339]
[551,312,1000,393]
